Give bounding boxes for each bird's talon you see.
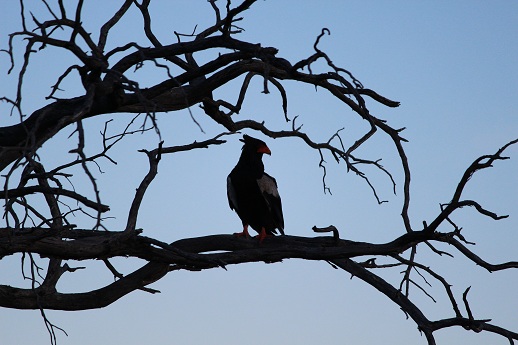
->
[256,227,270,243]
[234,225,250,238]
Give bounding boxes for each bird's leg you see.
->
[256,227,270,243]
[234,224,250,238]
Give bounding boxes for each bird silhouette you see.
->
[227,135,284,242]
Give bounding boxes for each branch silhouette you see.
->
[0,1,516,344]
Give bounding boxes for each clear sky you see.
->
[1,1,518,344]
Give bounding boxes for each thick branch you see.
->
[0,227,488,269]
[0,261,168,310]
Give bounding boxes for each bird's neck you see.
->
[237,150,264,175]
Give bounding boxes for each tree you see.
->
[1,1,517,344]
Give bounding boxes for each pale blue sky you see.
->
[1,1,518,344]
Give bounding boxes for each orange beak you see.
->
[257,145,271,155]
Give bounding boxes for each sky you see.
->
[1,1,518,344]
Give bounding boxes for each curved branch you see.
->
[330,258,435,342]
[98,0,134,51]
[0,261,169,310]
[333,258,518,344]
[441,236,518,272]
[5,186,110,213]
[125,141,163,232]
[427,138,518,233]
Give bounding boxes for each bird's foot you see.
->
[233,225,250,238]
[256,227,271,243]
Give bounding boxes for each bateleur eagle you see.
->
[227,135,284,241]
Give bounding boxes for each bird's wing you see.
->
[227,175,238,211]
[257,173,284,234]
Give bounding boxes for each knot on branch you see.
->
[312,225,340,242]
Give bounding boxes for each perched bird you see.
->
[227,135,284,242]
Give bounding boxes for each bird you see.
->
[227,134,284,242]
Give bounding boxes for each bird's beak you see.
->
[257,145,271,155]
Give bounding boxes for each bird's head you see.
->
[240,134,271,155]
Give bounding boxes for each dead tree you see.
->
[0,1,517,344]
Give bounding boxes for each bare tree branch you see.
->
[0,1,516,344]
